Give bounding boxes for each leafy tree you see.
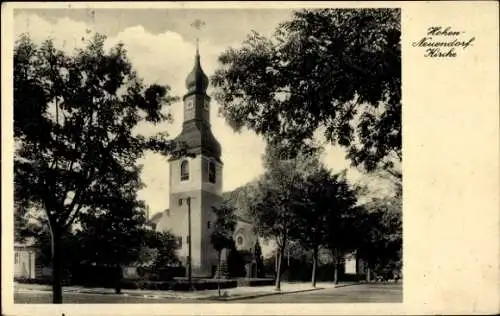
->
[294,166,358,286]
[253,239,265,278]
[74,201,147,269]
[14,201,32,243]
[227,245,247,279]
[147,230,181,271]
[354,192,402,281]
[212,8,401,174]
[14,33,181,303]
[244,143,319,291]
[210,202,236,296]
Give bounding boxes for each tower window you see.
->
[207,221,211,228]
[208,161,216,183]
[180,160,189,181]
[236,235,244,246]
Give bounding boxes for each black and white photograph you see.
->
[3,1,499,315]
[10,5,402,305]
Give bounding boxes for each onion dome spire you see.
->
[185,22,209,95]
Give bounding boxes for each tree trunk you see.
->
[333,249,339,285]
[217,250,222,297]
[115,264,122,294]
[366,266,371,283]
[275,247,284,291]
[311,247,318,288]
[50,231,63,304]
[333,262,339,285]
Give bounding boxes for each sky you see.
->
[14,8,390,217]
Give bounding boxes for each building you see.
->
[14,242,37,279]
[155,45,225,277]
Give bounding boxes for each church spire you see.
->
[185,19,208,96]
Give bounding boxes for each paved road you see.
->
[14,291,198,304]
[229,283,403,303]
[14,283,402,304]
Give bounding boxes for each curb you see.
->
[202,287,325,301]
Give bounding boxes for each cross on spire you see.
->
[191,19,206,55]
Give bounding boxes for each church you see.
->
[151,46,365,280]
[152,46,262,277]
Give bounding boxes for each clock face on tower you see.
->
[186,100,194,110]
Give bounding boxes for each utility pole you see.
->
[186,196,192,291]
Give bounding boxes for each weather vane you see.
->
[191,19,206,54]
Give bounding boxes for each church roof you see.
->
[150,211,164,224]
[185,52,209,96]
[174,120,222,161]
[222,181,259,222]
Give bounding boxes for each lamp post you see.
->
[180,196,193,291]
[186,197,192,290]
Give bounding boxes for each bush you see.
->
[236,278,275,287]
[119,278,238,292]
[70,264,121,287]
[15,275,71,286]
[171,279,237,291]
[136,266,185,281]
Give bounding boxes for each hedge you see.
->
[120,279,237,291]
[236,278,275,287]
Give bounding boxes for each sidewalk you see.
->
[15,281,359,301]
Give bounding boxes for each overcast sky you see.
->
[14,8,388,216]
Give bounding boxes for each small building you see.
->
[14,242,37,279]
[344,251,367,276]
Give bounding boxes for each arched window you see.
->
[236,235,244,246]
[180,160,189,181]
[208,161,216,183]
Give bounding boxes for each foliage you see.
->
[210,202,237,253]
[210,201,237,292]
[242,143,321,289]
[74,203,147,267]
[212,8,401,173]
[227,245,247,278]
[355,192,402,275]
[253,240,265,278]
[14,32,180,303]
[292,163,358,285]
[146,230,181,270]
[294,166,357,250]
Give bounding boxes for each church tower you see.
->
[166,46,223,277]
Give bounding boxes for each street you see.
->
[231,283,402,303]
[14,291,198,304]
[14,283,402,304]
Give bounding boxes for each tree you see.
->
[147,230,181,271]
[212,8,401,174]
[14,201,33,244]
[74,199,151,293]
[253,239,265,278]
[76,201,146,267]
[210,202,237,296]
[356,193,402,281]
[244,143,318,291]
[294,166,358,286]
[14,33,181,303]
